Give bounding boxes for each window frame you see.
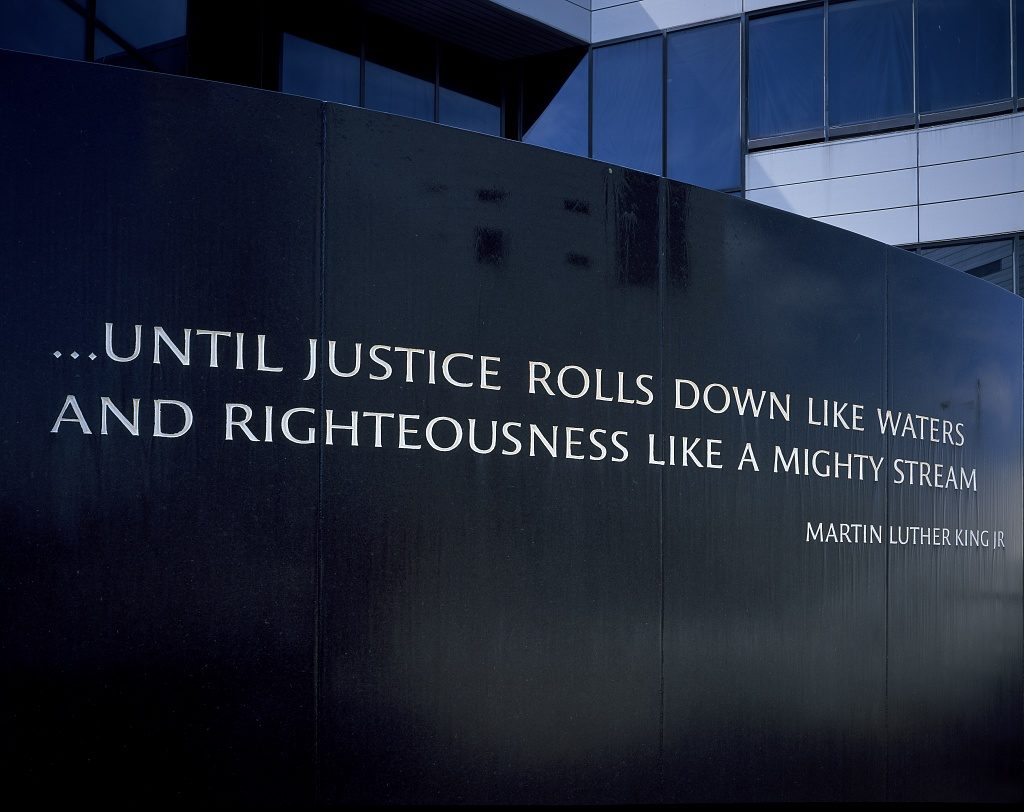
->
[914,0,1014,125]
[825,0,916,137]
[909,233,1022,296]
[745,1,826,151]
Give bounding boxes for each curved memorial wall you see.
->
[0,51,1020,804]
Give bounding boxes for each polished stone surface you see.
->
[0,49,1020,804]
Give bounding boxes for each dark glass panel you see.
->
[747,6,824,140]
[95,0,187,58]
[0,0,84,60]
[94,28,187,73]
[365,17,435,122]
[1017,0,1023,98]
[667,20,741,191]
[522,49,588,158]
[439,44,501,136]
[592,36,662,174]
[281,34,360,106]
[828,0,912,126]
[93,29,145,68]
[921,240,1015,293]
[1018,238,1023,295]
[917,0,1011,113]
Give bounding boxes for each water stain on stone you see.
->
[475,227,504,265]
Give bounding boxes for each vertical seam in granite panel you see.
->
[657,178,668,797]
[314,101,328,804]
[883,248,890,802]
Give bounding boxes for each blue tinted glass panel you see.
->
[366,62,434,121]
[1017,0,1023,98]
[918,0,1011,113]
[439,88,500,135]
[365,21,434,122]
[95,0,186,57]
[921,240,1015,293]
[281,34,360,106]
[828,0,912,126]
[667,20,741,191]
[747,7,824,139]
[593,37,662,174]
[94,29,145,68]
[523,52,588,157]
[1018,239,1023,296]
[0,0,84,59]
[439,45,501,136]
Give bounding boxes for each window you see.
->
[522,49,588,158]
[920,240,1016,294]
[0,0,85,60]
[667,20,741,191]
[747,6,824,143]
[917,0,1012,116]
[828,0,913,129]
[281,34,359,106]
[1018,238,1024,288]
[365,19,435,122]
[1017,0,1023,102]
[95,0,186,54]
[439,45,502,136]
[280,17,510,135]
[593,36,662,175]
[95,0,187,72]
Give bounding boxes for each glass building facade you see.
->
[0,0,188,70]
[915,237,1023,295]
[2,0,1022,294]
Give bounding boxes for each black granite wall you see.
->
[1,51,1020,804]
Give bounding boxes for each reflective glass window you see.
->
[1018,239,1023,294]
[94,29,143,67]
[747,6,824,140]
[365,19,435,122]
[522,50,588,158]
[95,29,187,73]
[1017,0,1023,98]
[921,240,1015,293]
[917,0,1011,113]
[593,36,662,174]
[828,0,912,127]
[439,45,501,136]
[281,34,360,106]
[0,0,84,60]
[95,0,187,57]
[667,20,741,191]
